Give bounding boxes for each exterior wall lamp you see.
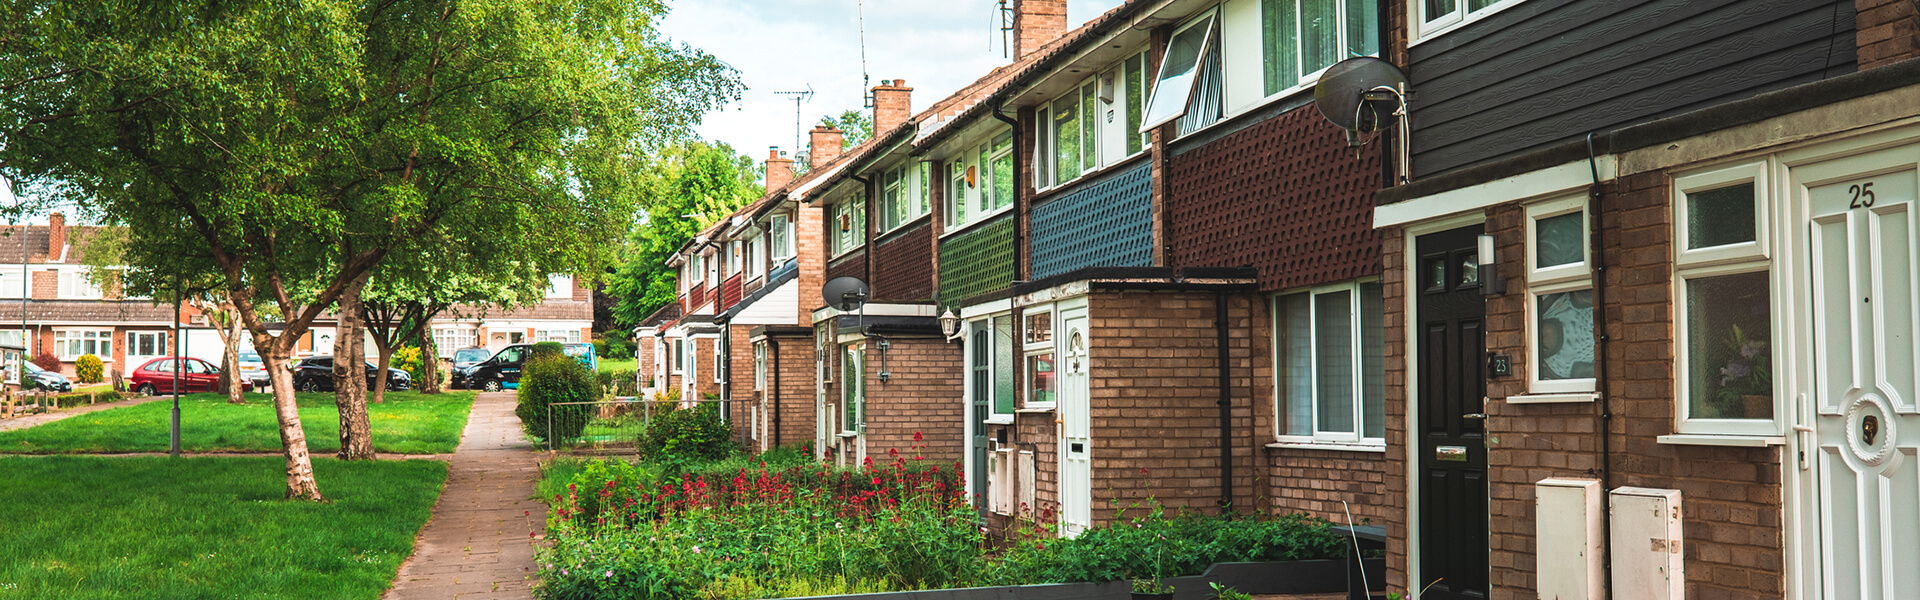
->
[939,308,961,341]
[1478,233,1506,295]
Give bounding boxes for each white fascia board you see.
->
[1374,157,1615,229]
[811,302,939,324]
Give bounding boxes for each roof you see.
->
[634,301,683,329]
[0,300,178,325]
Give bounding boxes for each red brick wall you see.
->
[1857,0,1919,70]
[872,222,934,302]
[796,205,828,320]
[1165,106,1382,293]
[764,333,817,449]
[726,327,755,444]
[860,337,964,462]
[826,250,865,289]
[687,336,721,401]
[31,270,54,300]
[1378,227,1412,594]
[637,335,657,390]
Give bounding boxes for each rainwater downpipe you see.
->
[771,337,782,446]
[1586,133,1615,597]
[992,108,1024,283]
[1216,290,1234,514]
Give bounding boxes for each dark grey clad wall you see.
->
[1407,0,1857,178]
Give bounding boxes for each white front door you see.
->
[1799,154,1920,599]
[125,331,168,366]
[1059,306,1092,536]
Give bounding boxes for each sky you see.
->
[662,0,1125,166]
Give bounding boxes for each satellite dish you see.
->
[1312,56,1412,184]
[822,277,870,312]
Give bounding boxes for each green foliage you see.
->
[46,389,127,408]
[392,346,426,384]
[533,341,567,359]
[0,455,446,599]
[988,508,1346,586]
[73,354,104,384]
[607,142,766,328]
[30,353,59,373]
[0,391,475,454]
[517,353,596,442]
[639,401,735,465]
[595,369,638,397]
[1209,582,1251,600]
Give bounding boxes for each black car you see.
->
[289,356,412,392]
[22,362,72,392]
[451,345,530,392]
[450,347,492,374]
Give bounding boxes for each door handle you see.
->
[1795,393,1811,471]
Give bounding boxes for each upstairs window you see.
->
[58,271,101,299]
[1260,0,1378,95]
[744,232,762,280]
[727,242,742,277]
[877,162,931,234]
[1416,0,1520,42]
[830,197,866,256]
[1035,49,1149,190]
[945,131,1016,230]
[770,214,795,262]
[1141,13,1217,131]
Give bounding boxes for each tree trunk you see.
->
[419,323,442,394]
[367,323,393,405]
[333,276,375,461]
[259,340,323,501]
[223,308,244,404]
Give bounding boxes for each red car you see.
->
[130,357,254,395]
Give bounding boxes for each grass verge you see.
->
[0,455,448,599]
[0,391,475,455]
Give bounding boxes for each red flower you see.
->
[913,431,924,442]
[872,476,882,486]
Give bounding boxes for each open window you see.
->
[1140,12,1218,131]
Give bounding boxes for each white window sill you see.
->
[1506,392,1599,404]
[941,206,1016,240]
[1016,405,1054,414]
[1656,434,1784,447]
[837,431,860,439]
[983,415,1015,425]
[1036,151,1150,196]
[1266,441,1387,453]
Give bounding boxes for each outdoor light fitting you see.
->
[939,309,961,341]
[1478,234,1505,296]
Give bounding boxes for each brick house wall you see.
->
[637,334,657,391]
[872,223,934,302]
[726,326,755,444]
[826,251,865,287]
[1857,0,1919,69]
[1378,229,1412,594]
[859,336,963,462]
[795,205,828,318]
[762,332,817,449]
[686,336,721,401]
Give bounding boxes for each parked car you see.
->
[288,356,412,392]
[450,347,492,373]
[22,361,72,393]
[236,352,267,385]
[453,343,597,392]
[129,357,254,395]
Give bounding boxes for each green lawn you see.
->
[0,455,448,599]
[597,357,637,372]
[0,391,475,455]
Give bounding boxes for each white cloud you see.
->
[662,0,1124,167]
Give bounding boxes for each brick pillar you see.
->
[1012,0,1068,60]
[765,147,796,191]
[872,80,913,136]
[46,212,65,259]
[809,125,844,168]
[1857,0,1919,70]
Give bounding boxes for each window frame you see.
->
[57,270,102,300]
[1671,163,1780,436]
[1140,11,1219,132]
[829,196,867,258]
[965,313,1019,420]
[943,129,1019,234]
[753,340,767,390]
[743,230,763,281]
[1524,195,1597,395]
[841,343,864,434]
[713,336,725,384]
[54,328,114,361]
[126,331,167,358]
[771,214,795,263]
[1022,306,1057,410]
[1271,280,1385,445]
[876,162,931,235]
[670,339,683,374]
[1412,0,1530,46]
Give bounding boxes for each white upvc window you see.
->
[743,231,763,280]
[967,314,1018,418]
[670,339,683,374]
[1023,307,1056,408]
[1273,281,1385,444]
[829,196,866,257]
[55,329,113,361]
[713,336,725,383]
[58,270,101,299]
[1033,50,1152,192]
[1673,163,1777,436]
[877,161,931,234]
[546,274,573,299]
[433,328,475,356]
[1141,12,1218,132]
[727,241,743,277]
[1525,195,1597,395]
[841,343,864,433]
[126,331,167,358]
[753,341,768,390]
[944,131,1017,231]
[1413,0,1526,44]
[771,214,795,263]
[0,271,24,299]
[1223,0,1379,114]
[536,329,581,344]
[686,254,706,290]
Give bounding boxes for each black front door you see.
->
[1415,225,1489,600]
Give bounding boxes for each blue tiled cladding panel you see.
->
[1030,159,1154,280]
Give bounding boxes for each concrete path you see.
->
[386,391,544,600]
[0,394,166,432]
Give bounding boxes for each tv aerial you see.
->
[1313,57,1411,184]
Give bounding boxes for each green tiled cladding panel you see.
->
[1031,160,1153,280]
[938,214,1015,304]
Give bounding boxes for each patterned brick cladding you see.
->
[1165,105,1384,292]
[1857,0,1919,69]
[872,222,934,302]
[1030,160,1154,280]
[721,275,743,310]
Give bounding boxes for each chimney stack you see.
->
[1013,0,1068,60]
[872,79,914,137]
[765,147,795,191]
[809,125,845,168]
[46,212,65,259]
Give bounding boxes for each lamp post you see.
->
[170,267,181,458]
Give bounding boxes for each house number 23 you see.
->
[1849,182,1877,209]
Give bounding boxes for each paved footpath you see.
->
[0,395,166,432]
[386,391,545,600]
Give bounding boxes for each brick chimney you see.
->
[872,79,913,136]
[765,147,795,191]
[1013,0,1068,60]
[809,125,845,167]
[46,212,65,259]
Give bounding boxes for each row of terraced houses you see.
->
[634,0,1920,597]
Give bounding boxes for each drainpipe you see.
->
[771,337,782,446]
[1586,133,1614,597]
[992,108,1024,283]
[1215,290,1233,514]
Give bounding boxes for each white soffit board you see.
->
[1374,157,1616,228]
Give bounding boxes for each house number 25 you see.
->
[1849,182,1877,209]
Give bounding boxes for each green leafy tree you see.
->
[606,142,763,327]
[2,0,741,499]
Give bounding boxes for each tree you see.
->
[795,110,874,174]
[361,262,545,404]
[4,0,741,498]
[606,142,764,327]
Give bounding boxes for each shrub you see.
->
[639,400,734,465]
[532,341,566,358]
[31,352,59,373]
[393,346,426,384]
[516,352,596,442]
[74,354,104,383]
[595,369,638,397]
[604,339,634,360]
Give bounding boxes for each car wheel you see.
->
[137,383,156,396]
[297,378,322,393]
[481,379,503,393]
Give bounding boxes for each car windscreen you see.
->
[454,349,490,363]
